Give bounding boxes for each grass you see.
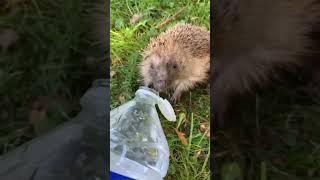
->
[0,0,104,154]
[215,76,320,179]
[1,0,318,179]
[110,0,210,179]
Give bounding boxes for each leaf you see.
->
[28,96,66,135]
[174,128,188,145]
[221,162,243,180]
[118,94,126,104]
[169,2,175,8]
[29,96,49,127]
[85,56,96,65]
[0,29,19,52]
[200,122,210,138]
[260,161,267,180]
[29,109,47,127]
[115,18,124,29]
[205,131,210,138]
[129,13,143,25]
[176,112,186,129]
[196,150,207,162]
[110,71,116,78]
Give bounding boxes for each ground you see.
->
[110,0,210,179]
[1,0,319,179]
[215,73,320,179]
[0,0,103,155]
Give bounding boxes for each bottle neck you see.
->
[135,87,160,106]
[138,86,159,95]
[134,96,157,106]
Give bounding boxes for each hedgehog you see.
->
[139,23,210,103]
[212,0,320,128]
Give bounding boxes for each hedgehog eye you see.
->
[173,64,177,69]
[150,64,154,69]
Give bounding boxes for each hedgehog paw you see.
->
[170,93,181,104]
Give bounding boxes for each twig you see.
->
[213,150,230,158]
[155,7,186,29]
[269,163,299,180]
[255,93,261,137]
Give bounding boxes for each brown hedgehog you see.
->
[140,24,210,103]
[213,0,320,128]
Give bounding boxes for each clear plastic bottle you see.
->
[110,86,176,180]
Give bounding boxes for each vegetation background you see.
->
[0,0,104,155]
[110,0,210,179]
[110,0,320,179]
[2,0,318,179]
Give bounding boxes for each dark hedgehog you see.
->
[212,0,320,128]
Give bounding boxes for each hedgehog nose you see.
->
[157,80,165,86]
[156,80,166,89]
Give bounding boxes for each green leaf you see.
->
[260,161,267,180]
[115,18,125,30]
[221,162,243,180]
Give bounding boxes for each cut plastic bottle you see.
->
[110,86,176,180]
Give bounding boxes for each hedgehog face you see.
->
[144,54,179,92]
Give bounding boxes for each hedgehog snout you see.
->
[153,80,166,92]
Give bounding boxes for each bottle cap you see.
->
[136,86,176,122]
[158,99,176,122]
